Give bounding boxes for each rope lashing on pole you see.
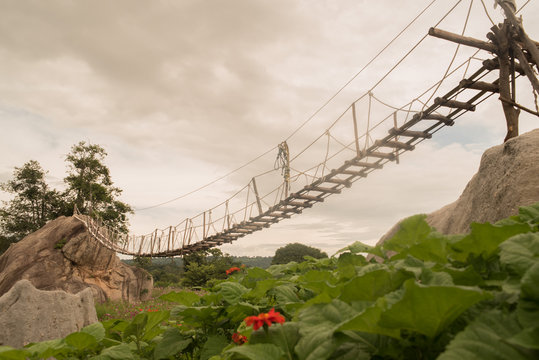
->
[274,141,291,197]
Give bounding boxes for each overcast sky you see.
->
[1,0,538,256]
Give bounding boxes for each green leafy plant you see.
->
[2,203,539,359]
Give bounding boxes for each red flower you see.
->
[244,308,285,331]
[226,267,241,275]
[232,332,247,345]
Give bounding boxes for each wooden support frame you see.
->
[251,177,264,215]
[428,27,497,53]
[497,1,539,68]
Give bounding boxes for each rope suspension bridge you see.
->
[74,0,539,257]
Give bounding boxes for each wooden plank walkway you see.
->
[134,60,500,257]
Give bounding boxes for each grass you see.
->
[95,286,203,321]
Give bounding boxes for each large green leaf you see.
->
[295,300,357,360]
[507,327,539,350]
[391,232,450,264]
[339,269,410,302]
[450,222,531,262]
[0,347,30,360]
[517,262,539,328]
[295,332,336,360]
[379,279,489,338]
[244,279,277,300]
[218,282,249,304]
[24,338,68,359]
[272,284,299,304]
[81,322,106,342]
[226,302,260,323]
[438,310,536,360]
[338,298,400,339]
[243,267,273,284]
[225,343,283,360]
[200,335,229,360]
[159,290,200,306]
[517,202,539,225]
[153,327,191,359]
[100,343,135,360]
[382,215,432,252]
[65,332,98,351]
[335,241,385,258]
[499,232,539,276]
[250,322,300,356]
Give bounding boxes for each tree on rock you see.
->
[0,160,66,252]
[64,141,132,232]
[271,242,328,265]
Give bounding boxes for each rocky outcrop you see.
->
[0,280,97,348]
[426,128,539,234]
[379,128,539,243]
[0,216,153,303]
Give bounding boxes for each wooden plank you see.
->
[483,58,525,75]
[434,97,476,111]
[429,27,497,53]
[350,161,383,169]
[389,128,432,139]
[336,169,367,177]
[291,193,324,202]
[253,217,279,223]
[323,177,352,187]
[269,212,293,218]
[307,186,342,194]
[286,200,313,208]
[241,225,265,230]
[375,140,415,151]
[368,151,396,160]
[228,228,254,234]
[422,113,455,125]
[459,79,500,93]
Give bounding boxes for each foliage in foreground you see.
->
[2,203,539,359]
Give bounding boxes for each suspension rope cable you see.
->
[422,0,474,110]
[134,145,276,211]
[285,0,440,141]
[517,0,531,13]
[362,0,465,100]
[479,0,496,25]
[136,0,443,212]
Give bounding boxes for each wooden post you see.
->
[393,112,400,164]
[138,235,145,256]
[490,22,520,141]
[203,211,206,239]
[167,226,172,253]
[352,103,361,157]
[251,177,264,215]
[182,219,189,248]
[497,1,539,68]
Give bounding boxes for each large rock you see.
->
[0,280,97,348]
[426,129,539,234]
[0,216,153,303]
[379,128,539,243]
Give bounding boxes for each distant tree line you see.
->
[127,243,328,288]
[0,141,132,254]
